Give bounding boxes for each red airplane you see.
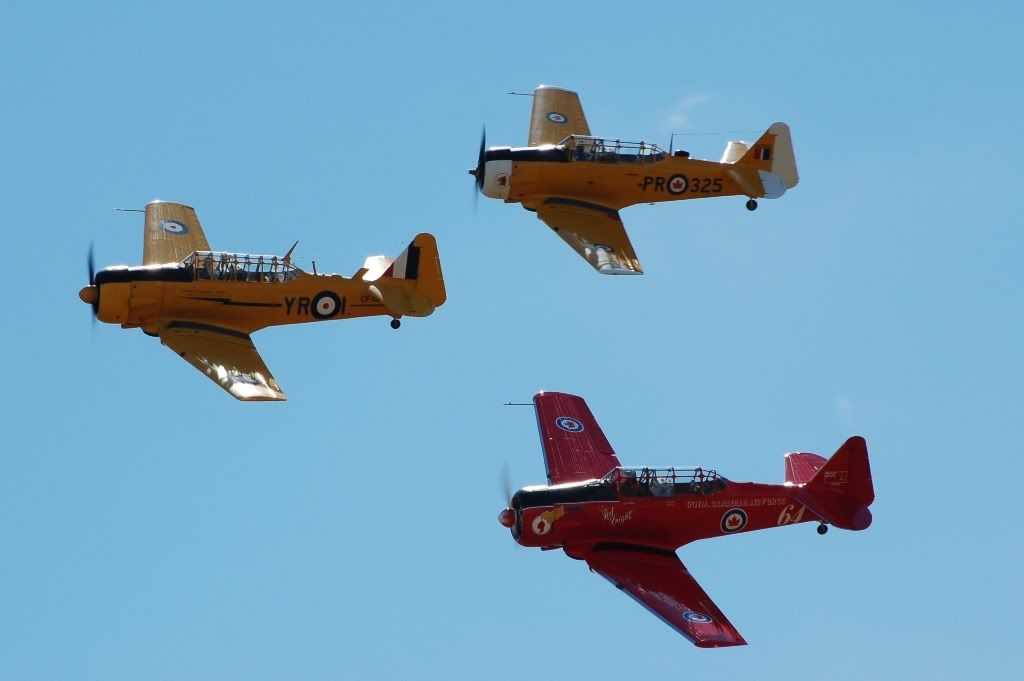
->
[498,392,875,648]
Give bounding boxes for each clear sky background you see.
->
[1,1,1021,679]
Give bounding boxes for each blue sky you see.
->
[1,1,1022,679]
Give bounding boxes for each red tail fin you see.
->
[806,437,874,506]
[795,437,874,531]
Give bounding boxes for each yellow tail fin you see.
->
[735,122,799,190]
[367,233,446,317]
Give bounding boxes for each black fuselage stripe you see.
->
[189,296,282,308]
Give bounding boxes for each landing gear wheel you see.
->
[745,199,758,211]
[390,318,401,330]
[817,523,829,535]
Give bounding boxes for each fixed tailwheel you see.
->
[390,318,401,330]
[817,523,829,535]
[745,199,758,211]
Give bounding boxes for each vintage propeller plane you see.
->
[498,392,874,647]
[79,200,446,401]
[471,85,799,274]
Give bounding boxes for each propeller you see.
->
[498,461,516,529]
[500,460,512,504]
[469,127,486,212]
[79,241,99,322]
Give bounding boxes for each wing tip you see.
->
[146,198,196,210]
[535,84,578,95]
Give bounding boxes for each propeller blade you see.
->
[477,126,486,191]
[472,127,487,215]
[87,241,95,285]
[87,241,98,322]
[500,460,512,505]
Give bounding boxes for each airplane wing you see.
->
[528,85,591,146]
[536,198,642,275]
[159,321,286,401]
[143,200,212,265]
[585,545,747,648]
[533,392,620,485]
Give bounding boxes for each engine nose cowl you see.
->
[79,285,98,305]
[498,508,515,528]
[481,158,512,200]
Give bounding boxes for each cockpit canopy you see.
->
[182,251,301,283]
[513,465,728,510]
[601,466,727,498]
[560,135,668,164]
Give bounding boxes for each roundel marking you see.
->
[531,515,551,535]
[720,508,748,533]
[547,111,567,124]
[682,611,713,624]
[667,174,689,195]
[555,416,584,433]
[159,219,189,235]
[594,243,614,253]
[311,291,342,319]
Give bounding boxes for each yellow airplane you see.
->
[470,85,799,275]
[79,200,446,401]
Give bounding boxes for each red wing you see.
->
[585,545,747,648]
[533,392,620,485]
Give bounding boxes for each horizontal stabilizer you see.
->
[784,452,827,486]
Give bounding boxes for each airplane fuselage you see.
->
[479,145,775,211]
[509,476,816,555]
[90,263,419,335]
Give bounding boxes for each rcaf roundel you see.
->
[720,508,748,533]
[667,174,689,195]
[682,611,713,624]
[555,416,584,433]
[160,219,189,235]
[311,291,343,319]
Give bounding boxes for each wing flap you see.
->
[536,198,642,275]
[528,85,591,146]
[533,392,620,485]
[585,545,747,648]
[144,200,211,265]
[160,322,286,401]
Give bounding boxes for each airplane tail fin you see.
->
[365,233,446,317]
[726,122,799,199]
[793,437,874,531]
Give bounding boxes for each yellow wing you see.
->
[159,322,286,401]
[143,200,212,265]
[536,198,643,275]
[528,85,591,146]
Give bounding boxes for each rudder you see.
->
[795,437,874,531]
[366,233,446,317]
[735,122,799,195]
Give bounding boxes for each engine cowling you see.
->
[481,152,512,200]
